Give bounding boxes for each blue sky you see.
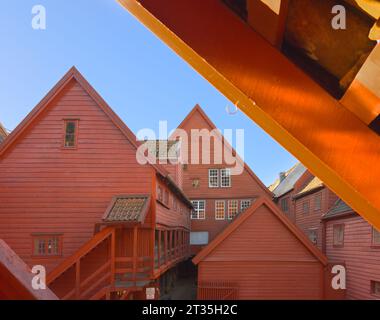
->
[0,0,297,186]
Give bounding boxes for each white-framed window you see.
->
[228,200,238,220]
[208,169,219,188]
[215,200,226,220]
[240,199,252,211]
[191,200,206,219]
[221,169,231,187]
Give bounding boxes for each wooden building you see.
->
[322,200,380,299]
[293,176,338,250]
[193,197,333,300]
[174,105,272,254]
[0,67,192,299]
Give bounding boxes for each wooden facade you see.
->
[174,105,272,254]
[0,67,192,299]
[193,198,331,300]
[323,201,380,300]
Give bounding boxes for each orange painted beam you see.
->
[118,0,380,230]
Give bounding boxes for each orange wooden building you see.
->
[0,67,192,300]
[173,105,272,254]
[193,197,339,300]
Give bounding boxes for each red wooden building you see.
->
[174,105,273,254]
[192,197,335,300]
[322,199,380,299]
[0,67,192,299]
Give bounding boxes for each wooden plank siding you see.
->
[176,105,272,252]
[295,187,338,250]
[325,215,380,300]
[194,199,327,299]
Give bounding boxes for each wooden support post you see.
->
[164,230,168,265]
[75,260,81,300]
[132,226,138,284]
[110,229,116,287]
[158,230,161,268]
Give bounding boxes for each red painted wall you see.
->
[197,204,325,299]
[176,107,271,252]
[295,188,338,250]
[325,215,380,300]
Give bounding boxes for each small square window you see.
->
[33,234,62,256]
[208,169,219,188]
[221,169,231,187]
[372,227,380,246]
[63,120,78,148]
[333,224,344,247]
[280,197,289,213]
[215,200,225,220]
[228,200,238,220]
[303,201,310,214]
[371,281,380,296]
[240,199,252,211]
[314,193,322,211]
[191,200,206,219]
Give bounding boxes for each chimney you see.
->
[279,172,286,182]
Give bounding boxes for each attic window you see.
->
[64,120,78,148]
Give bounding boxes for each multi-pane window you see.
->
[280,197,289,213]
[333,224,345,247]
[372,227,380,246]
[303,201,310,214]
[228,200,238,220]
[63,120,78,148]
[314,193,322,211]
[215,200,226,220]
[208,169,219,188]
[371,281,380,296]
[191,200,206,219]
[33,235,62,256]
[240,199,252,211]
[221,169,231,187]
[308,229,318,245]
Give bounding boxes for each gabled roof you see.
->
[102,195,151,224]
[294,176,324,199]
[192,197,328,266]
[322,199,356,221]
[174,104,273,198]
[271,163,307,198]
[0,67,190,206]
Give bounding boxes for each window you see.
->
[314,193,322,211]
[192,178,200,189]
[33,234,62,256]
[157,186,163,202]
[221,169,231,187]
[63,120,78,148]
[164,189,169,206]
[215,200,225,220]
[372,227,380,246]
[240,199,252,211]
[190,232,209,245]
[308,229,318,245]
[280,197,289,213]
[208,169,219,188]
[333,224,345,247]
[371,281,380,296]
[228,200,238,220]
[191,200,206,219]
[303,201,310,214]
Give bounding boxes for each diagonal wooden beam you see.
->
[117,0,380,230]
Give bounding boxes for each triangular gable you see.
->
[173,104,272,197]
[0,67,168,178]
[192,197,328,265]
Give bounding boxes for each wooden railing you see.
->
[47,227,115,300]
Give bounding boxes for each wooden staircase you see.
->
[47,227,118,300]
